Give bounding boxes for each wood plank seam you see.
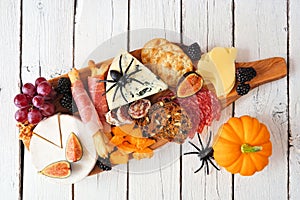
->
[72,0,78,69]
[19,0,24,199]
[231,1,236,199]
[127,2,130,200]
[72,0,78,198]
[286,0,291,199]
[179,1,183,200]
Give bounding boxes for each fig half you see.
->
[176,71,203,98]
[65,132,83,162]
[39,160,71,179]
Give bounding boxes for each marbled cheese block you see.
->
[106,51,168,110]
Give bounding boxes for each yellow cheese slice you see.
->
[197,47,237,97]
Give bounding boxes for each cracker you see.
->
[141,38,193,87]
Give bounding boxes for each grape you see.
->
[35,77,47,87]
[28,109,42,124]
[15,108,29,123]
[14,94,29,108]
[40,102,55,117]
[37,81,52,96]
[44,90,57,101]
[22,83,36,97]
[25,94,33,103]
[32,95,45,108]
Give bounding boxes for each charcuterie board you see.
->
[15,37,287,182]
[49,50,287,110]
[47,49,287,176]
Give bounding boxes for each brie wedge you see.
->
[30,114,97,184]
[106,51,168,110]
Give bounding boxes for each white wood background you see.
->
[1,0,299,199]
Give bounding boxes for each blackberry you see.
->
[60,94,74,112]
[96,156,112,171]
[56,77,71,94]
[236,67,257,83]
[236,83,250,96]
[181,42,201,61]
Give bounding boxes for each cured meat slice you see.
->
[88,61,111,133]
[178,88,221,138]
[69,68,111,158]
[72,80,103,131]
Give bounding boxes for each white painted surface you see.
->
[234,1,288,200]
[74,1,128,200]
[181,1,233,199]
[21,0,74,199]
[289,0,300,200]
[1,0,299,199]
[129,1,181,199]
[0,0,21,200]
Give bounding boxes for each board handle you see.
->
[222,57,287,108]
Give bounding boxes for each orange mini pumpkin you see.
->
[213,115,272,176]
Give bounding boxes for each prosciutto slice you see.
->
[72,81,103,131]
[87,61,111,134]
[69,68,110,158]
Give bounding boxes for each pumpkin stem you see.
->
[241,144,262,153]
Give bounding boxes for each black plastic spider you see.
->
[99,55,144,102]
[184,131,220,174]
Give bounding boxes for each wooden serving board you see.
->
[48,49,287,176]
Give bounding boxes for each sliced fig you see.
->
[176,71,203,98]
[65,132,83,162]
[39,160,71,179]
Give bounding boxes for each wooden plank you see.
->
[128,0,181,199]
[289,0,300,199]
[0,0,21,199]
[181,1,233,199]
[22,0,74,199]
[74,0,129,68]
[234,1,288,199]
[73,1,128,199]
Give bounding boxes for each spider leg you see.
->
[188,141,201,152]
[124,58,134,74]
[194,160,205,173]
[184,152,200,155]
[207,158,220,171]
[197,133,204,151]
[125,69,142,78]
[113,85,120,102]
[205,131,213,150]
[130,78,144,85]
[120,85,128,102]
[119,55,123,75]
[102,83,117,96]
[97,80,116,83]
[205,159,209,175]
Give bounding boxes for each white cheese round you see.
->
[30,114,97,184]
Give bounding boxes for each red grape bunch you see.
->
[14,77,57,124]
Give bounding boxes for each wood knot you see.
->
[37,1,44,10]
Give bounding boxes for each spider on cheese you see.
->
[99,54,145,102]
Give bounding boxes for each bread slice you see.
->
[141,38,193,87]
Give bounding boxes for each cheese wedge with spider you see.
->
[105,51,168,110]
